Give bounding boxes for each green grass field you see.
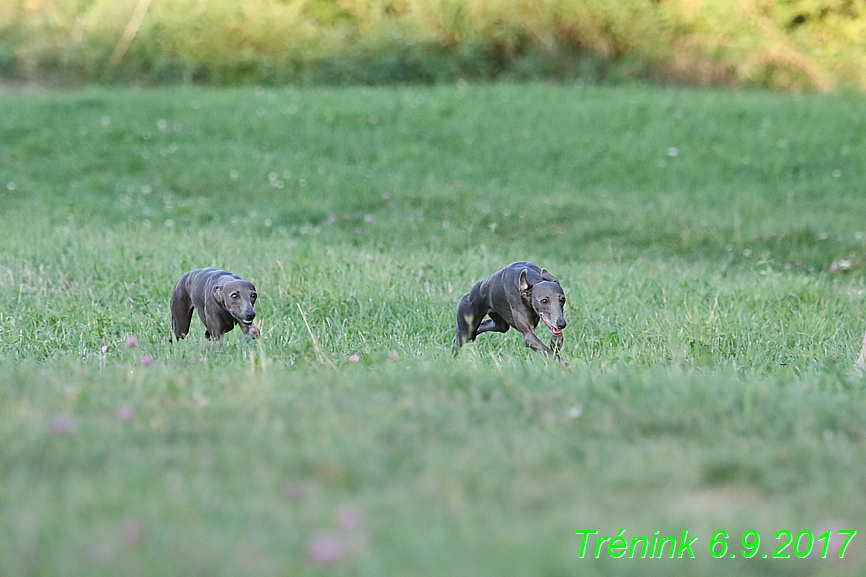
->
[2,82,866,576]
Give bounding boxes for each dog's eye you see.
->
[231,292,239,299]
[251,293,257,300]
[540,298,549,304]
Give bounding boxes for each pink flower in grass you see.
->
[51,414,74,436]
[125,335,138,348]
[119,517,147,546]
[139,355,153,367]
[117,405,135,421]
[101,345,109,354]
[336,504,363,531]
[306,533,347,565]
[348,354,360,362]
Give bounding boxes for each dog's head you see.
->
[213,279,257,334]
[519,268,567,335]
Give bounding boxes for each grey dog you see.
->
[169,268,258,343]
[452,261,567,361]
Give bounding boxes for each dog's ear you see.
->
[540,268,560,284]
[518,269,532,293]
[212,284,224,304]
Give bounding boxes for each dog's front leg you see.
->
[550,332,564,354]
[521,330,556,357]
[549,332,568,365]
[203,319,224,346]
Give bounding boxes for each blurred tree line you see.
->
[1,0,864,90]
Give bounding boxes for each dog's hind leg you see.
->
[453,293,484,355]
[169,287,194,342]
[476,312,509,335]
[171,307,193,341]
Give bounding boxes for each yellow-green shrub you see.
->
[1,0,864,89]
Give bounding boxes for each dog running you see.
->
[452,261,567,361]
[169,267,258,343]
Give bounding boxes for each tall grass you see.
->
[2,0,865,90]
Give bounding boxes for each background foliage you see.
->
[1,0,865,90]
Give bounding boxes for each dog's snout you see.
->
[556,319,567,330]
[245,310,256,322]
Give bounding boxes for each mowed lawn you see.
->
[1,82,866,576]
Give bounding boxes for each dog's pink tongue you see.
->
[241,324,259,338]
[541,315,562,335]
